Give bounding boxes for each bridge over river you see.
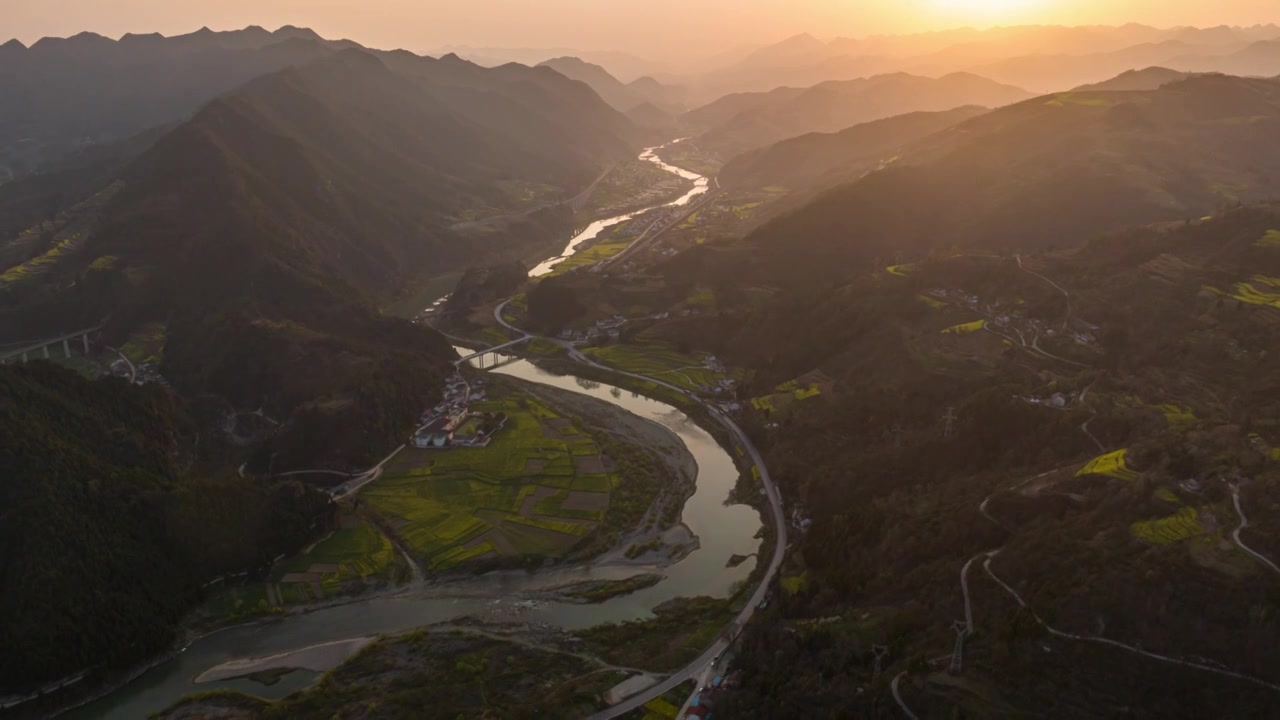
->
[0,324,102,364]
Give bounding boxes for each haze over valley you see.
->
[5,2,1280,718]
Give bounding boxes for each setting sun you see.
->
[930,0,1050,20]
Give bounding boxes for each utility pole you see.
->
[949,620,968,675]
[891,424,905,449]
[872,645,889,679]
[942,407,957,439]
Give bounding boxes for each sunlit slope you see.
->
[686,71,1032,157]
[720,106,988,192]
[743,74,1280,286]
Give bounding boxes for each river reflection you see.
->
[528,142,708,277]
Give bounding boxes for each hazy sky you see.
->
[4,0,1278,57]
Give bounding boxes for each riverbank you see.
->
[195,637,375,684]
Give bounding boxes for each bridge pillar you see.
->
[42,345,50,359]
[949,620,968,675]
[872,645,889,679]
[82,333,90,354]
[63,338,72,358]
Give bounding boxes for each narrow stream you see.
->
[69,140,756,719]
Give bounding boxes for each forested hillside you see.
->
[719,106,986,192]
[736,74,1280,289]
[685,71,1030,157]
[0,363,333,692]
[1,46,640,470]
[658,204,1280,716]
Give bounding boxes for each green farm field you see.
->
[584,336,742,393]
[273,519,402,591]
[362,392,616,569]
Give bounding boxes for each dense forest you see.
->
[0,363,333,692]
[680,205,1280,716]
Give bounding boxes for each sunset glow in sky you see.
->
[3,0,1277,56]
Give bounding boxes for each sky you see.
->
[3,0,1278,58]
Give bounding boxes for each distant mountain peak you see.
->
[119,32,164,46]
[783,32,821,45]
[439,52,467,63]
[0,39,25,51]
[274,25,322,40]
[30,31,113,51]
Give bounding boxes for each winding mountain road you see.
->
[891,671,920,720]
[947,469,1280,709]
[1231,487,1280,576]
[980,549,1280,693]
[1016,253,1072,330]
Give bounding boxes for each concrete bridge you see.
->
[454,336,532,367]
[565,164,615,213]
[0,324,103,364]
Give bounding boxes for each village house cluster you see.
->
[925,287,1100,347]
[682,671,740,719]
[411,371,505,450]
[559,313,628,343]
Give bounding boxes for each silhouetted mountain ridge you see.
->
[733,74,1280,288]
[686,71,1032,156]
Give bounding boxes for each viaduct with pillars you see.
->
[0,325,103,365]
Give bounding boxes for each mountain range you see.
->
[536,56,686,112]
[709,73,1280,291]
[0,31,641,471]
[683,71,1032,157]
[655,24,1280,102]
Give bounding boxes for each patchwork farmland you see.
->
[364,390,619,569]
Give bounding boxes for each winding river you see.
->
[70,142,755,719]
[529,144,708,276]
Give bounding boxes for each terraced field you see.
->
[1131,506,1207,544]
[120,322,167,365]
[1077,449,1140,481]
[1209,275,1280,308]
[1157,403,1197,431]
[273,519,402,594]
[363,393,617,569]
[1256,229,1280,248]
[585,339,739,394]
[941,319,986,335]
[750,371,833,414]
